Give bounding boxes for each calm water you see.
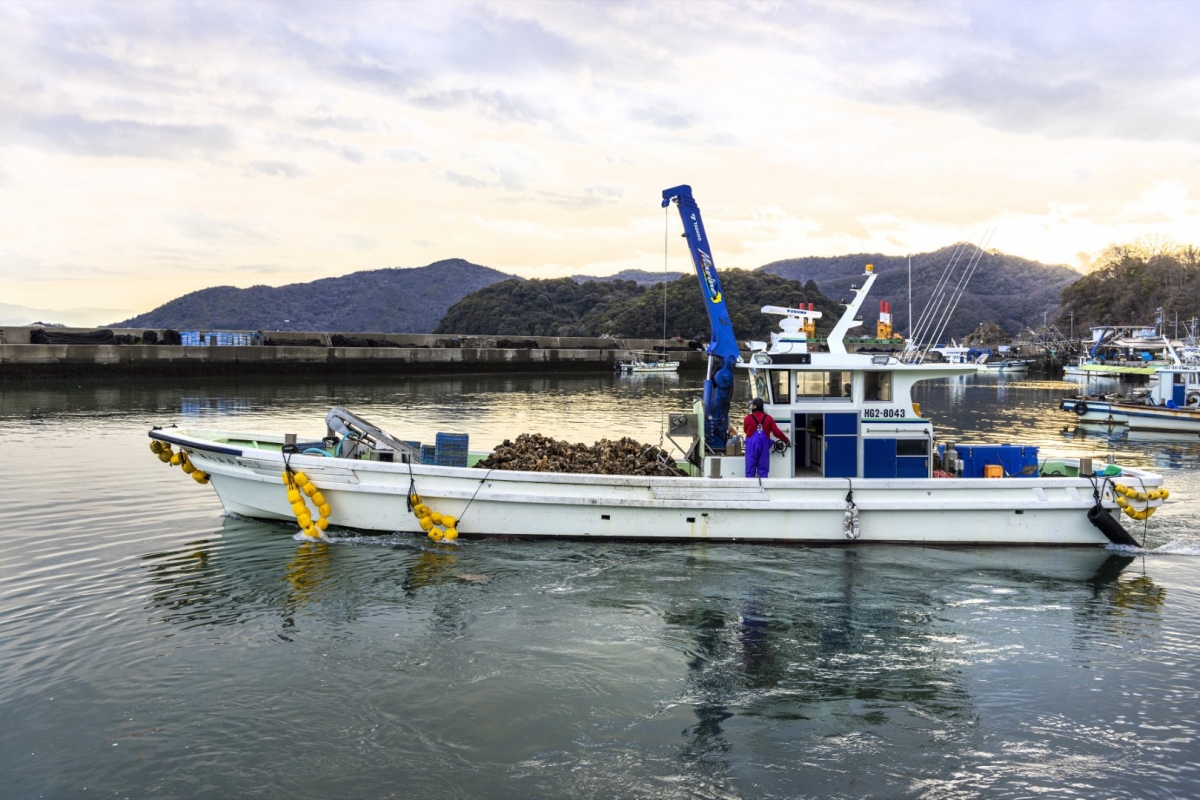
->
[2,371,1200,799]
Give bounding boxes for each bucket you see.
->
[983,464,1004,479]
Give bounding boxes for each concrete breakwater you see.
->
[0,326,705,379]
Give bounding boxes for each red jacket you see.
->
[744,411,789,443]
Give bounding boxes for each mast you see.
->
[907,256,912,340]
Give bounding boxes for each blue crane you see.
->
[662,185,741,452]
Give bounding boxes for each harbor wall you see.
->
[0,339,707,380]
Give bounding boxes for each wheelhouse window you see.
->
[772,369,791,404]
[794,370,852,401]
[826,371,852,400]
[865,371,893,401]
[750,369,770,403]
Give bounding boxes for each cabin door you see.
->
[792,413,809,475]
[823,413,859,478]
[794,412,858,478]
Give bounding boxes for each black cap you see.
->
[750,397,764,410]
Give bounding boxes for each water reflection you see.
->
[662,546,1147,788]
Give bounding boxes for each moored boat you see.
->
[616,356,680,374]
[148,186,1168,547]
[1060,355,1200,433]
[976,357,1033,373]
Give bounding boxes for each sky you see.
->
[2,0,1199,322]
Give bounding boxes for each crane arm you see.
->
[662,184,740,452]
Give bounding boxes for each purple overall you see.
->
[745,427,771,478]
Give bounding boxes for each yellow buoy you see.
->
[311,491,326,506]
[409,494,421,507]
[315,517,329,531]
[158,450,173,463]
[441,515,457,529]
[192,470,209,483]
[297,513,312,528]
[419,516,434,531]
[182,461,196,474]
[430,512,443,525]
[428,528,444,541]
[170,453,183,466]
[302,482,317,497]
[443,527,458,541]
[287,489,302,504]
[318,503,332,517]
[292,501,308,516]
[150,441,163,454]
[292,471,309,485]
[414,504,430,518]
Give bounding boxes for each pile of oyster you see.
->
[474,433,685,476]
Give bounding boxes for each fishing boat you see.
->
[975,356,1033,374]
[1060,351,1200,433]
[616,355,680,374]
[148,186,1166,547]
[1063,326,1173,378]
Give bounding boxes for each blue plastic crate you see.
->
[435,432,469,467]
[420,444,437,464]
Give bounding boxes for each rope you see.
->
[458,468,494,526]
[405,456,416,513]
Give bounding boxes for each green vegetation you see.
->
[434,277,646,337]
[1058,239,1200,330]
[435,269,839,340]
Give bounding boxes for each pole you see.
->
[907,256,912,339]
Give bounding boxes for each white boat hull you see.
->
[1060,398,1200,433]
[157,429,1164,547]
[618,362,680,373]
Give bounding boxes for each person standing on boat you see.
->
[744,398,789,478]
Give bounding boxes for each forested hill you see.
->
[569,269,684,285]
[434,270,841,341]
[1058,243,1200,330]
[115,259,512,333]
[762,246,1080,338]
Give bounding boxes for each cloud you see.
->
[245,160,305,178]
[332,233,379,252]
[382,146,430,163]
[411,88,550,124]
[19,114,234,158]
[266,132,365,164]
[630,105,696,131]
[825,0,1200,142]
[169,211,273,244]
[445,170,488,188]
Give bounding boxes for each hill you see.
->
[115,259,513,333]
[1058,241,1200,331]
[761,246,1079,339]
[435,270,840,341]
[570,269,684,285]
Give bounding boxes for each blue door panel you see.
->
[1174,384,1186,406]
[897,456,929,478]
[863,438,896,478]
[826,413,858,435]
[825,436,858,477]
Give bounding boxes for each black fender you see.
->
[1087,503,1139,547]
[1073,401,1089,416]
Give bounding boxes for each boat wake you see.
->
[1150,540,1200,556]
[1105,540,1200,556]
